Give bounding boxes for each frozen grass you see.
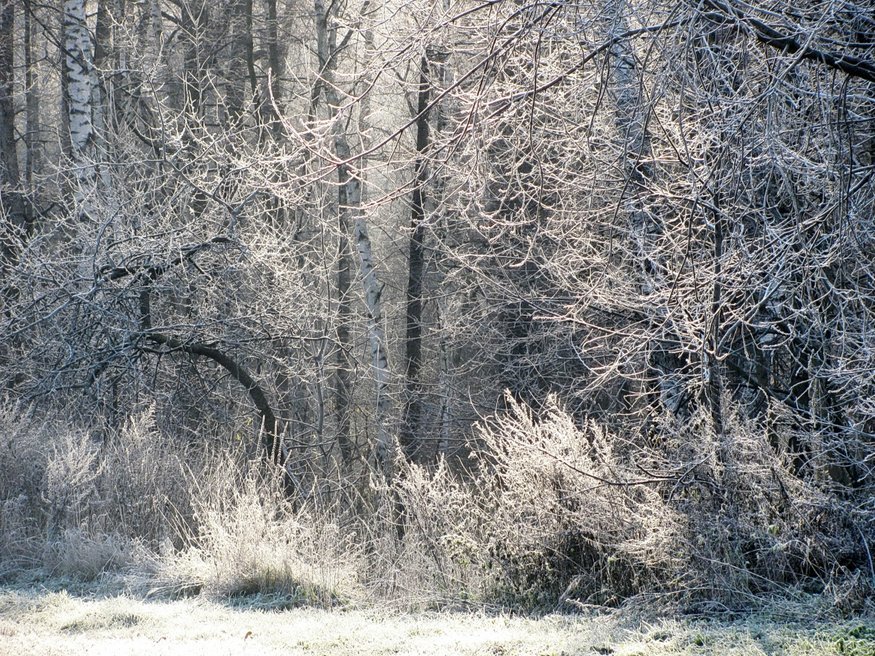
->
[0,585,873,656]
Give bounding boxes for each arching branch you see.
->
[144,332,281,458]
[101,237,282,460]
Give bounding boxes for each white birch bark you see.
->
[358,257,393,470]
[63,0,96,215]
[353,22,395,477]
[349,169,394,476]
[314,0,397,479]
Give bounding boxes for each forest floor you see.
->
[0,584,873,656]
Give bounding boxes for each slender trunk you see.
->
[349,172,394,477]
[63,0,96,217]
[0,0,25,267]
[334,165,355,463]
[353,20,394,478]
[181,1,205,117]
[608,0,655,287]
[148,0,161,45]
[400,54,431,461]
[23,0,38,198]
[93,0,110,137]
[436,298,452,454]
[261,0,285,226]
[430,31,453,456]
[93,0,120,203]
[0,0,19,184]
[224,0,256,125]
[708,197,724,440]
[314,0,395,479]
[243,0,257,99]
[64,0,94,158]
[263,0,283,135]
[315,0,354,465]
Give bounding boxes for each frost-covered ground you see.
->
[0,587,872,656]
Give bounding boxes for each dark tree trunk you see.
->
[0,0,25,267]
[263,0,283,135]
[400,54,431,462]
[334,168,355,464]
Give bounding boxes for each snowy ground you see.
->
[0,587,871,656]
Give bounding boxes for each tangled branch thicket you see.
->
[0,0,873,613]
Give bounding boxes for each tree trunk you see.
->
[93,0,110,139]
[314,0,396,480]
[263,0,283,136]
[63,0,96,217]
[23,0,39,199]
[224,0,256,125]
[334,163,355,464]
[181,0,206,118]
[314,0,354,465]
[708,191,725,442]
[0,0,25,267]
[400,54,432,462]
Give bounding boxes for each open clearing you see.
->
[0,588,873,656]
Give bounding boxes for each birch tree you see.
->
[313,0,396,478]
[63,0,96,214]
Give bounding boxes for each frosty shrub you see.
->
[473,397,684,608]
[391,394,871,611]
[97,408,193,546]
[145,458,363,605]
[0,403,47,572]
[382,458,493,607]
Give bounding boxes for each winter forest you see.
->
[0,0,874,611]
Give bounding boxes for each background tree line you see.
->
[0,0,873,610]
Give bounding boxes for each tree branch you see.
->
[145,331,281,458]
[700,0,875,83]
[103,235,282,459]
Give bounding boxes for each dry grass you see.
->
[137,466,364,604]
[0,400,873,653]
[0,406,364,607]
[0,586,872,656]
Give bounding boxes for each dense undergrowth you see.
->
[0,400,872,617]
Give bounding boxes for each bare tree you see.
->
[1,0,872,596]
